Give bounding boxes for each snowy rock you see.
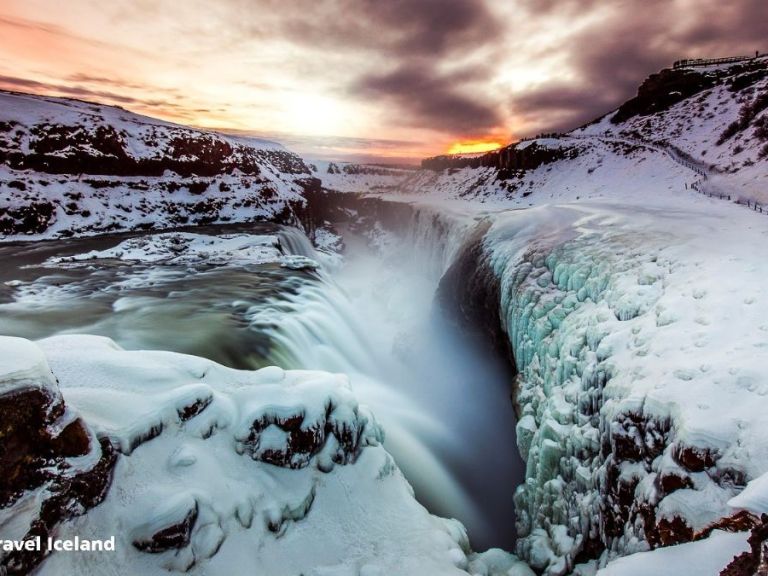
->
[597,530,750,576]
[0,90,318,240]
[0,334,530,575]
[0,336,115,575]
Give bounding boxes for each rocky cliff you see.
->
[0,90,320,239]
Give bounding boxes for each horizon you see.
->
[0,0,765,162]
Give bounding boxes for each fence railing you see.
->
[672,55,754,69]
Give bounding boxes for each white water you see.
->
[0,210,525,550]
[250,204,525,550]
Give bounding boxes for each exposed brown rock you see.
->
[0,368,117,574]
[656,516,695,547]
[674,442,718,472]
[133,504,199,553]
[719,514,768,576]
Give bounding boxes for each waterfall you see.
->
[251,201,524,550]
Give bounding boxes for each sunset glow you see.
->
[447,141,504,155]
[0,0,764,163]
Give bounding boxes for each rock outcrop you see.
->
[0,90,316,239]
[0,337,115,575]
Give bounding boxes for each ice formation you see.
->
[482,199,768,573]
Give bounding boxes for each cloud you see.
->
[0,74,189,115]
[221,0,506,136]
[354,63,502,135]
[508,0,768,135]
[232,0,501,59]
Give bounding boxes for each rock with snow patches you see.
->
[0,90,321,239]
[0,336,115,575]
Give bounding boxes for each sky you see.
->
[0,0,765,163]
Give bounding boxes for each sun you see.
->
[447,140,504,155]
[282,92,348,136]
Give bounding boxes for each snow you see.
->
[0,90,312,241]
[0,335,58,395]
[399,138,693,207]
[0,91,284,158]
[48,231,318,270]
[310,160,416,194]
[577,60,768,206]
[728,471,768,515]
[597,530,749,576]
[0,334,530,576]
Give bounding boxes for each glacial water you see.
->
[0,212,523,551]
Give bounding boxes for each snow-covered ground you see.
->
[47,231,319,270]
[309,160,416,194]
[395,138,693,206]
[577,57,768,205]
[0,334,533,576]
[597,530,749,576]
[0,90,315,240]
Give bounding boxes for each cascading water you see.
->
[251,201,525,550]
[0,206,526,551]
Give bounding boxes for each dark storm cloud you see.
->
[267,0,502,58]
[224,0,506,137]
[510,0,768,135]
[354,64,503,134]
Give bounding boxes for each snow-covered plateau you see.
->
[1,56,768,576]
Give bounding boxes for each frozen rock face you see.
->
[0,90,320,239]
[0,337,115,575]
[476,201,768,574]
[0,335,532,576]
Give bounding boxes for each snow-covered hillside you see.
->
[310,160,416,194]
[0,91,319,240]
[400,57,767,212]
[398,138,693,205]
[578,56,768,205]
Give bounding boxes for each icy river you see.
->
[0,211,524,551]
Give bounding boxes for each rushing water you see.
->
[0,207,523,551]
